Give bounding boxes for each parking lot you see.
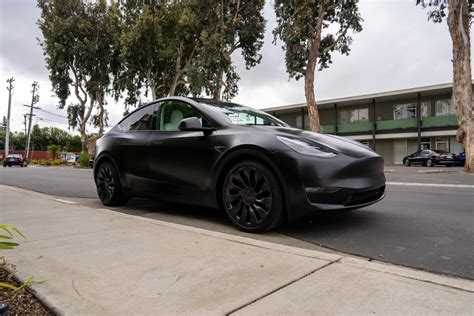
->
[1,164,473,279]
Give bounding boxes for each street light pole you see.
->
[5,77,14,157]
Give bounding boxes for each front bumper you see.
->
[270,150,386,221]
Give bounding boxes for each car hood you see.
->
[254,126,380,159]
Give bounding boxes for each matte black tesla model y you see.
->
[94,97,385,232]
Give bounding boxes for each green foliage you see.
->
[416,0,473,23]
[0,225,42,291]
[273,0,363,78]
[80,152,89,167]
[47,144,60,160]
[0,224,25,251]
[31,159,38,164]
[53,159,62,166]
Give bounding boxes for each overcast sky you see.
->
[0,0,472,134]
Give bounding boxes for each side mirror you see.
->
[178,117,215,136]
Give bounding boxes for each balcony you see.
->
[376,118,417,130]
[338,121,372,133]
[422,115,457,127]
[321,125,335,133]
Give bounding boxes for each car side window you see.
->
[420,150,430,156]
[155,100,211,131]
[118,104,156,132]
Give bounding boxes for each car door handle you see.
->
[152,140,164,145]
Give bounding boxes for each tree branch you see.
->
[322,24,350,54]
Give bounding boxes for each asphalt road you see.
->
[1,165,473,279]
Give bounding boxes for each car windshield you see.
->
[7,154,21,158]
[195,99,288,127]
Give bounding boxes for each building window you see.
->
[435,99,454,116]
[420,138,430,150]
[421,101,431,117]
[393,103,416,119]
[435,136,448,151]
[339,108,369,124]
[296,114,303,129]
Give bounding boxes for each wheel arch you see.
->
[212,146,289,222]
[93,153,125,188]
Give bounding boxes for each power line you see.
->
[37,108,68,119]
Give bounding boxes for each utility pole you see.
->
[23,82,40,161]
[5,77,14,157]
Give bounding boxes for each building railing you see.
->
[338,121,372,133]
[376,118,417,130]
[422,115,457,127]
[321,125,335,133]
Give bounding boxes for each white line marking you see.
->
[387,182,474,189]
[53,198,77,205]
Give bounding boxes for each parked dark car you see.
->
[455,152,465,166]
[3,154,28,167]
[94,97,386,232]
[403,149,456,167]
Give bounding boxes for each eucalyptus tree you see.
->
[417,0,473,172]
[188,0,266,101]
[38,0,117,150]
[273,0,363,132]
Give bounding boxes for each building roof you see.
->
[263,82,461,112]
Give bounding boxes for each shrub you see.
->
[53,159,61,166]
[47,144,60,160]
[31,159,38,164]
[79,152,89,167]
[45,160,53,166]
[38,159,47,166]
[72,161,77,166]
[0,224,40,291]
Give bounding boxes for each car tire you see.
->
[222,160,285,233]
[95,161,127,206]
[446,163,452,167]
[7,164,11,167]
[426,159,433,167]
[403,158,410,166]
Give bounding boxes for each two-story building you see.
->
[263,83,469,165]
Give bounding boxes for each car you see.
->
[3,154,28,167]
[456,152,465,167]
[93,97,386,233]
[402,149,457,167]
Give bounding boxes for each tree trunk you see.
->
[304,4,325,133]
[448,0,473,172]
[213,68,224,101]
[97,92,105,137]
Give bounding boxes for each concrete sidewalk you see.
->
[1,185,473,315]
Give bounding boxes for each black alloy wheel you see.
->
[223,160,284,233]
[95,162,126,206]
[403,158,410,166]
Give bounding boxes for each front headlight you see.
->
[277,136,337,158]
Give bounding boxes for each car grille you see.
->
[345,185,385,206]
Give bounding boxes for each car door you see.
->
[408,151,420,164]
[417,150,432,165]
[148,100,219,204]
[112,103,156,192]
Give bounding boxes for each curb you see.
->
[386,181,474,188]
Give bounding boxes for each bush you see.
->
[53,159,61,166]
[45,160,52,166]
[79,152,89,167]
[47,144,60,160]
[31,159,38,164]
[38,159,47,166]
[72,161,77,166]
